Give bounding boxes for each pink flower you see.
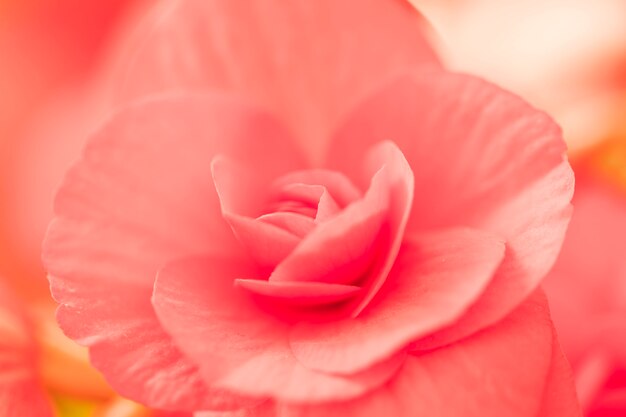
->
[43,1,578,415]
[544,172,626,416]
[0,281,53,417]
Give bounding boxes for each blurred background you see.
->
[1,0,625,416]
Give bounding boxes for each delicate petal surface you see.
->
[281,291,581,417]
[194,401,275,417]
[328,70,573,348]
[289,228,504,374]
[272,170,362,208]
[268,167,389,286]
[351,141,415,314]
[235,280,361,306]
[544,174,626,364]
[269,142,413,314]
[153,256,404,403]
[118,0,440,161]
[543,173,626,415]
[43,94,304,409]
[211,156,302,268]
[536,327,583,417]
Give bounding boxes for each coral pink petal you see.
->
[589,392,626,417]
[153,256,404,403]
[536,327,583,417]
[272,183,340,222]
[543,174,626,365]
[194,401,276,417]
[257,213,315,238]
[43,94,303,410]
[269,142,412,294]
[275,184,326,208]
[268,171,388,286]
[413,161,574,350]
[315,189,341,222]
[351,141,414,315]
[328,70,573,348]
[281,291,582,417]
[58,290,251,412]
[221,214,301,269]
[289,228,505,374]
[235,279,361,306]
[210,155,272,218]
[211,156,304,267]
[118,0,440,162]
[0,283,54,417]
[272,170,362,207]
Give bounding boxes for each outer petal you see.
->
[195,401,275,417]
[43,94,304,410]
[543,174,626,365]
[0,282,54,417]
[328,70,574,348]
[153,256,404,403]
[542,174,626,416]
[536,328,583,417]
[289,228,504,374]
[281,291,582,417]
[117,0,440,162]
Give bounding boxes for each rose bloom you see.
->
[544,168,626,417]
[42,1,579,416]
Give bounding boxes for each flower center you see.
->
[210,141,414,319]
[256,170,362,240]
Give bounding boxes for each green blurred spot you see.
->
[53,394,97,417]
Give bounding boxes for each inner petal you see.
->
[266,141,414,317]
[268,166,391,286]
[235,279,361,306]
[267,183,341,220]
[271,169,362,208]
[212,155,303,268]
[211,141,413,317]
[257,212,315,238]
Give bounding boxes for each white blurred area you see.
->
[411,0,626,151]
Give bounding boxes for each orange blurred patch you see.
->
[92,397,154,417]
[577,108,626,192]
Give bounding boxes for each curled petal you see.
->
[328,70,573,347]
[235,280,361,306]
[289,228,504,374]
[269,141,413,307]
[153,256,403,403]
[271,170,362,208]
[257,213,315,238]
[281,291,582,417]
[212,155,304,268]
[43,93,303,409]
